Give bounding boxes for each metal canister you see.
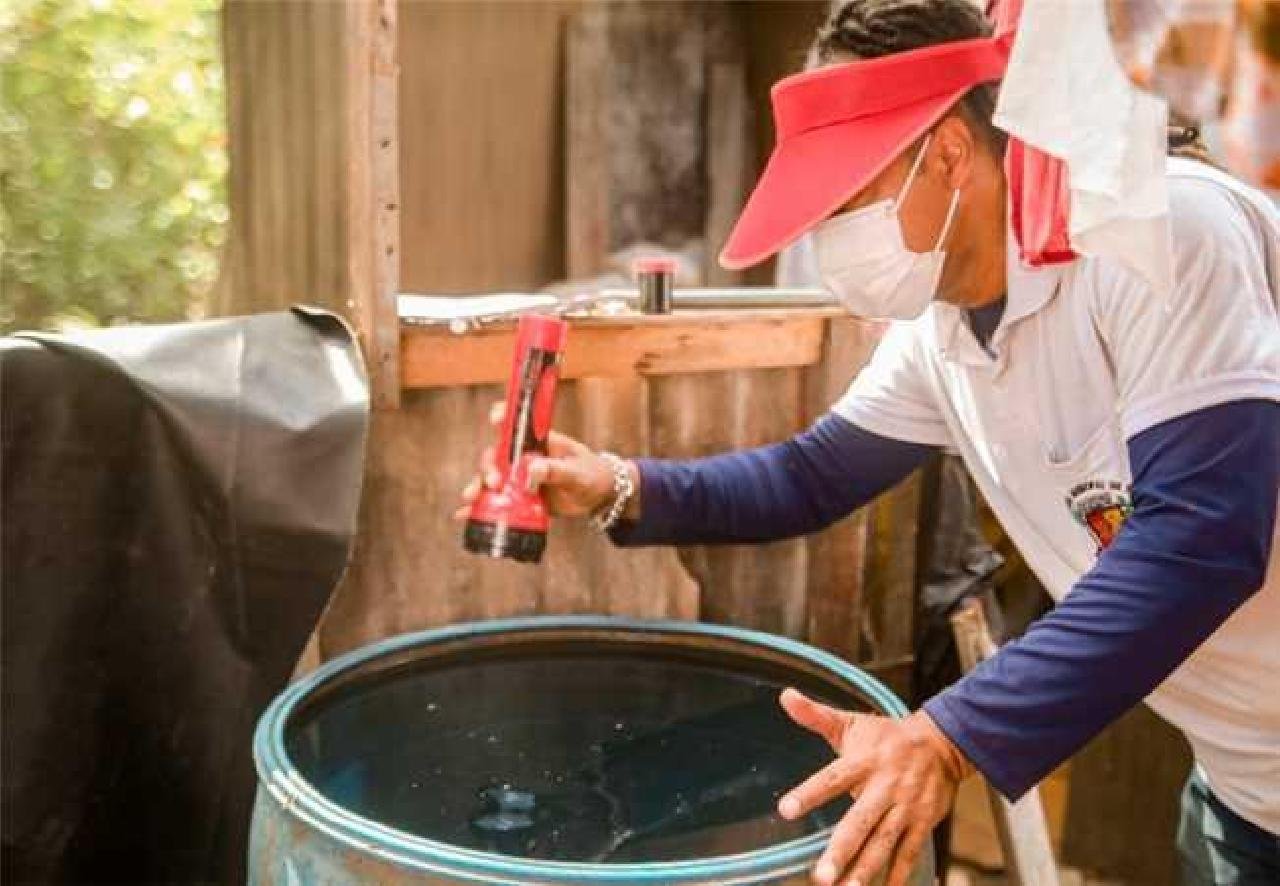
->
[632,256,677,314]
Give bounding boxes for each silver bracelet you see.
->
[589,452,635,533]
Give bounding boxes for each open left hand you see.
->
[777,688,974,886]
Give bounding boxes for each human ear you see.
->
[930,115,975,190]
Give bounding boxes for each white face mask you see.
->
[813,135,961,321]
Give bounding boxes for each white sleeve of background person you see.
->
[1086,169,1280,440]
[830,318,952,447]
[994,0,1174,297]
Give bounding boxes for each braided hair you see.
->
[812,0,1009,157]
[812,0,1218,165]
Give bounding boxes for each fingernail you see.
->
[485,469,502,488]
[815,860,837,884]
[779,797,800,818]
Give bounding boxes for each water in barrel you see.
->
[285,648,858,863]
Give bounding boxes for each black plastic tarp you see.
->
[1,308,368,884]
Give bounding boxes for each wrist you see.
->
[595,455,641,519]
[589,452,636,532]
[904,710,975,782]
[622,460,642,519]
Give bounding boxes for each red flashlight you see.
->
[463,314,569,564]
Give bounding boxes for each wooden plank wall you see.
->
[218,0,910,674]
[321,0,705,659]
[217,4,1198,881]
[1060,706,1192,883]
[345,0,402,407]
[217,1,916,679]
[740,1,829,285]
[398,0,581,293]
[217,0,349,314]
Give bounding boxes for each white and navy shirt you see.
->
[615,158,1279,834]
[834,159,1280,833]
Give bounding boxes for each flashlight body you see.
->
[463,314,569,563]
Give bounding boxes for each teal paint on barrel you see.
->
[249,616,933,885]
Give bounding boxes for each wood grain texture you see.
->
[857,468,923,699]
[565,1,814,641]
[399,0,580,292]
[558,0,713,636]
[566,2,708,270]
[737,1,829,286]
[345,0,401,408]
[952,599,1062,886]
[222,1,910,687]
[217,0,349,315]
[400,310,833,388]
[219,0,400,415]
[565,2,610,281]
[1059,704,1191,885]
[703,5,753,287]
[316,383,700,660]
[801,316,883,661]
[315,0,711,656]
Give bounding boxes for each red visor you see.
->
[719,35,1011,270]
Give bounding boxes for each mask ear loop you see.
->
[925,187,963,297]
[892,133,933,212]
[932,187,962,254]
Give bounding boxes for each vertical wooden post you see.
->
[702,5,752,286]
[346,0,401,409]
[801,316,882,664]
[951,598,1062,886]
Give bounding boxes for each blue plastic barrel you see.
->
[249,616,932,885]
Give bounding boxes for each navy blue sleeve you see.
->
[925,399,1279,800]
[608,413,937,546]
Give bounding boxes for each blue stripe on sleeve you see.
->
[608,413,937,546]
[925,399,1279,799]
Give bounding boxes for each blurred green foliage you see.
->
[1,0,226,332]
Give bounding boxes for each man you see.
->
[460,1,1280,883]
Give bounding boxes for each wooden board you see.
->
[1059,704,1191,884]
[346,0,401,408]
[650,368,812,638]
[565,2,708,275]
[400,309,838,388]
[218,1,904,685]
[737,1,830,286]
[398,0,581,293]
[801,316,884,661]
[217,1,349,315]
[952,599,1061,886]
[703,6,753,287]
[219,0,400,407]
[316,386,701,661]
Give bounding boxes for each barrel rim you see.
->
[253,615,909,884]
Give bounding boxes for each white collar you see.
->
[933,248,1069,367]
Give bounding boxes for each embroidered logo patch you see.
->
[1066,480,1132,551]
